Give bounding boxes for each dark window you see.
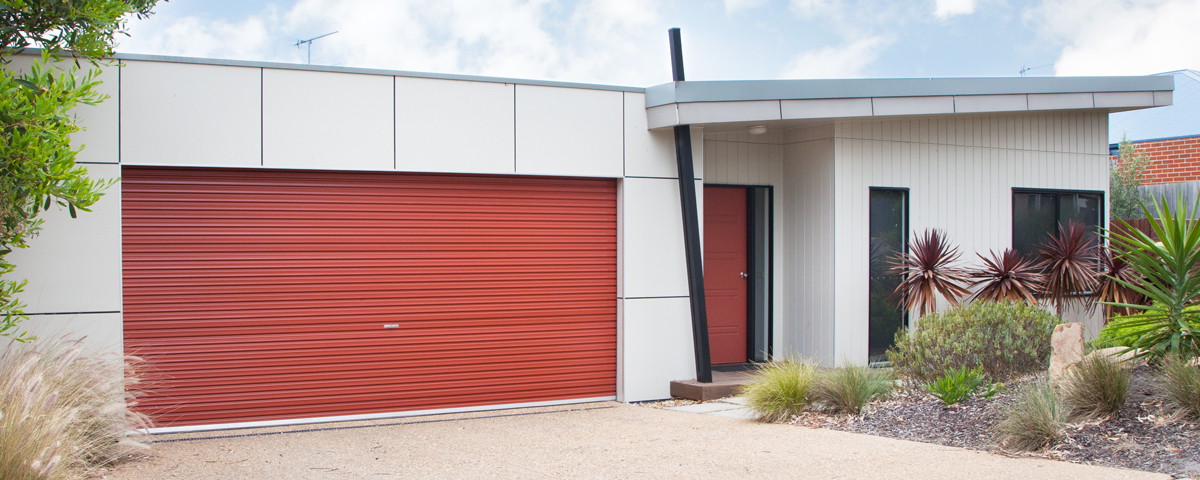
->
[869,188,907,362]
[1012,190,1102,258]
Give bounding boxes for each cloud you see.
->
[933,0,976,19]
[779,36,889,78]
[120,0,671,86]
[724,0,768,14]
[789,0,844,18]
[1028,0,1200,76]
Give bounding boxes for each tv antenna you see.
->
[1019,63,1053,76]
[295,31,338,65]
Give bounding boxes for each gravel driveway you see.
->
[106,402,1169,480]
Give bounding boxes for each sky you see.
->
[117,0,1200,88]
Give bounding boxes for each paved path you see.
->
[108,402,1169,480]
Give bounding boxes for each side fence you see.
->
[1139,180,1200,217]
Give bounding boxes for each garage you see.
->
[122,167,617,428]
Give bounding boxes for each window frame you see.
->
[868,186,910,358]
[1010,187,1106,297]
[1010,187,1106,258]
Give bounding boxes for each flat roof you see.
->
[644,76,1175,129]
[645,76,1175,107]
[15,49,646,93]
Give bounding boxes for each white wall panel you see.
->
[831,112,1110,363]
[0,313,123,357]
[646,105,679,129]
[621,297,696,401]
[621,178,689,298]
[395,77,514,174]
[515,85,622,177]
[624,93,687,178]
[4,56,120,164]
[263,69,393,170]
[121,61,261,167]
[3,164,120,314]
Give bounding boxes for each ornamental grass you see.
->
[0,336,151,480]
[741,359,818,423]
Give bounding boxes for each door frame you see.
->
[704,183,774,362]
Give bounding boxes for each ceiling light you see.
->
[748,125,767,135]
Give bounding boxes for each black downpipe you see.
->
[669,28,712,384]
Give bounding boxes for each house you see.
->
[2,49,1171,433]
[1109,69,1199,184]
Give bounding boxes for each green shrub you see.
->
[1158,353,1200,419]
[1062,354,1130,420]
[996,380,1066,451]
[810,364,893,415]
[887,300,1060,383]
[0,336,151,479]
[741,359,818,422]
[926,366,1004,406]
[1097,302,1200,360]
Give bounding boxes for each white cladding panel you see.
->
[515,85,622,177]
[0,313,123,357]
[623,100,704,180]
[831,112,1110,363]
[3,57,120,164]
[621,178,689,298]
[395,77,515,174]
[3,164,121,314]
[624,93,680,178]
[620,297,696,401]
[121,61,261,167]
[263,69,393,170]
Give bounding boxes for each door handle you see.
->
[740,272,749,279]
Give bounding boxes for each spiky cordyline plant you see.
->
[888,228,971,316]
[1036,221,1100,316]
[969,248,1044,305]
[1095,245,1144,320]
[1103,195,1200,361]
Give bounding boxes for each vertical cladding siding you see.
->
[783,136,836,365]
[833,112,1110,361]
[704,127,835,363]
[123,167,617,427]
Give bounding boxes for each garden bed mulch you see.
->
[790,367,1199,479]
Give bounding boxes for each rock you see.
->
[1085,347,1147,368]
[1049,322,1084,386]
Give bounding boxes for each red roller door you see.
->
[122,167,617,428]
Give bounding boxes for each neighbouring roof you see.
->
[645,76,1174,129]
[1109,70,1200,144]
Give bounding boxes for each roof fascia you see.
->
[645,76,1175,108]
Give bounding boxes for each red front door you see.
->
[703,186,748,364]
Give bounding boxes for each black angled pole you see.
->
[669,27,712,384]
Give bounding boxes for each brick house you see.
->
[1110,70,1200,185]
